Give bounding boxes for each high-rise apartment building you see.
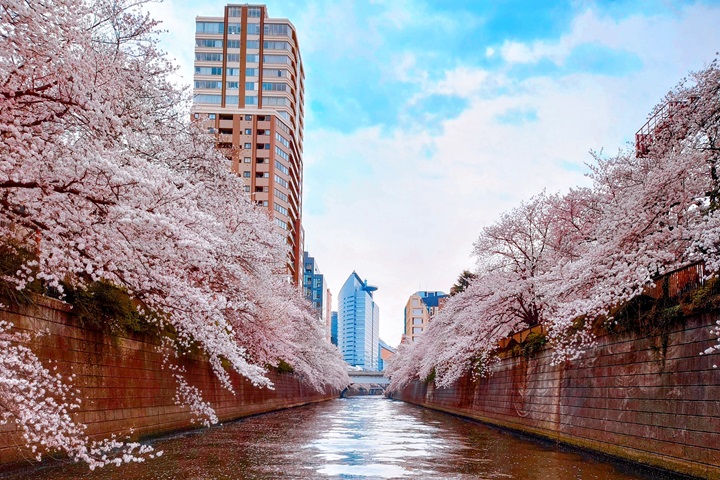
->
[302,251,328,326]
[338,272,380,370]
[403,291,448,343]
[192,4,305,282]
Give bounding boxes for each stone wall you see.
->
[0,297,338,466]
[391,313,720,479]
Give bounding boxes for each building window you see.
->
[243,143,251,149]
[264,23,289,37]
[274,204,288,216]
[248,7,262,17]
[275,218,288,230]
[226,81,239,90]
[244,185,251,192]
[263,54,291,65]
[195,53,223,62]
[246,82,256,91]
[262,68,287,78]
[275,190,288,202]
[227,6,242,17]
[262,82,288,92]
[208,113,216,119]
[263,41,290,51]
[226,68,240,76]
[246,68,258,77]
[228,23,241,35]
[412,308,423,316]
[263,96,290,106]
[275,175,288,188]
[247,23,261,35]
[244,157,251,163]
[245,115,253,120]
[227,53,240,62]
[275,160,289,175]
[227,39,240,49]
[275,146,289,161]
[196,39,223,48]
[244,129,252,135]
[195,67,222,75]
[257,143,270,150]
[246,54,259,63]
[224,95,239,105]
[196,22,224,34]
[193,94,221,104]
[412,327,423,334]
[242,171,251,178]
[412,318,422,325]
[246,96,257,105]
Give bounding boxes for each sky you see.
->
[149,0,720,346]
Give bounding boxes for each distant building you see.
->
[404,291,448,343]
[338,272,380,370]
[378,339,396,371]
[325,288,333,342]
[302,251,327,326]
[330,311,338,346]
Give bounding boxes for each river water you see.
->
[3,396,678,479]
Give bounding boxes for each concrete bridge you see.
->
[348,371,390,385]
[342,371,390,397]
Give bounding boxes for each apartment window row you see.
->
[275,218,288,230]
[196,39,223,48]
[262,82,287,92]
[263,96,290,107]
[263,68,287,78]
[248,7,262,17]
[275,160,289,175]
[275,146,289,161]
[275,132,290,148]
[196,22,224,34]
[275,174,288,188]
[265,24,290,37]
[276,120,290,135]
[194,80,222,89]
[274,204,288,216]
[227,6,242,17]
[195,53,223,62]
[263,54,292,65]
[275,190,288,202]
[264,41,290,51]
[256,172,270,178]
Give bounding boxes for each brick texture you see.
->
[0,297,337,466]
[391,313,720,479]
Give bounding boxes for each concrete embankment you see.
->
[0,297,337,467]
[389,313,720,479]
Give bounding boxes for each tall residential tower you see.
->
[192,4,305,282]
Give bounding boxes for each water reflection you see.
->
[1,397,669,479]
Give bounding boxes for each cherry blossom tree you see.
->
[1,0,347,467]
[390,60,720,389]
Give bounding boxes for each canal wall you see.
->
[390,313,720,479]
[0,297,338,467]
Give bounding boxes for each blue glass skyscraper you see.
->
[338,272,380,371]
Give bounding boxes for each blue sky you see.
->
[154,0,720,345]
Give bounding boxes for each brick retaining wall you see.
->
[0,297,338,466]
[390,313,720,479]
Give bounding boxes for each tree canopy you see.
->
[0,0,347,468]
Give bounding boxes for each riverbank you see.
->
[389,312,720,479]
[0,297,339,469]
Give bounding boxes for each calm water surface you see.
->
[3,397,675,479]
